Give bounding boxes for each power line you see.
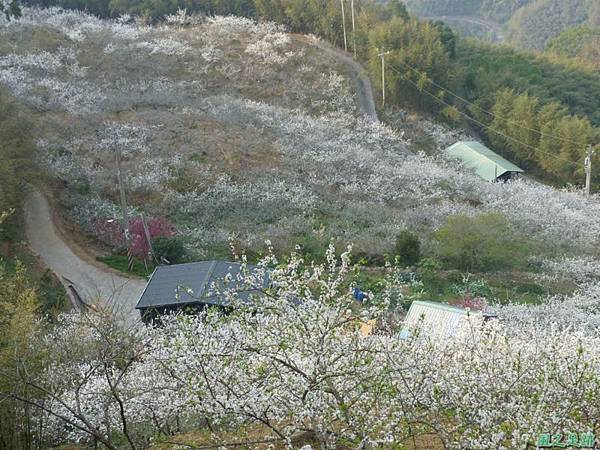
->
[392,57,589,147]
[387,64,582,168]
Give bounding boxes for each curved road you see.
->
[24,188,146,320]
[297,35,378,122]
[334,48,378,122]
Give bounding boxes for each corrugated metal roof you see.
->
[135,261,267,310]
[399,300,495,341]
[445,141,524,182]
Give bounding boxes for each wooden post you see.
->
[140,212,156,263]
[115,149,130,243]
[377,47,390,107]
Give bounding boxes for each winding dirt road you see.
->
[24,188,146,320]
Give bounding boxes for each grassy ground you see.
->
[96,254,156,278]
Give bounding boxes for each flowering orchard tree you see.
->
[93,217,125,248]
[4,246,600,450]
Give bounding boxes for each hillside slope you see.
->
[2,8,600,264]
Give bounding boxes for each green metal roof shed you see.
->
[445,141,524,182]
[399,300,497,341]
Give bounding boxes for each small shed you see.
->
[399,300,496,341]
[445,141,524,182]
[135,261,267,324]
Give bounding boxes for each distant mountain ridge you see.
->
[404,0,600,50]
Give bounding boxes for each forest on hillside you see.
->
[547,26,600,68]
[403,0,600,50]
[403,0,527,21]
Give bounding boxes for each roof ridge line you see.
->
[197,260,218,299]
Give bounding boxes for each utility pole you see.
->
[351,0,356,58]
[115,148,130,243]
[378,47,390,107]
[340,0,348,52]
[116,148,134,272]
[140,212,156,263]
[585,144,594,196]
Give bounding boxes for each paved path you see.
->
[24,188,146,320]
[330,47,378,122]
[297,35,378,122]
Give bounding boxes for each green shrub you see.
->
[418,257,444,293]
[435,213,527,272]
[394,230,421,267]
[153,236,186,265]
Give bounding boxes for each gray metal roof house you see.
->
[135,261,268,324]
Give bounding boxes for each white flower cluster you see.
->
[245,31,293,65]
[534,256,600,284]
[205,15,284,37]
[164,8,203,27]
[310,72,356,114]
[499,280,600,330]
[28,248,600,450]
[419,116,475,150]
[133,37,191,56]
[0,6,147,41]
[166,174,318,220]
[97,121,151,156]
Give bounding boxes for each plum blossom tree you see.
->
[4,246,600,450]
[93,215,175,257]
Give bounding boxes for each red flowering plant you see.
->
[455,294,488,311]
[92,216,175,258]
[128,216,175,258]
[450,277,491,311]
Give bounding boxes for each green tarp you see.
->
[445,141,524,182]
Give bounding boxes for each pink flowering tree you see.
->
[129,216,175,258]
[454,294,488,311]
[93,216,175,258]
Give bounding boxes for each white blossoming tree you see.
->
[3,246,600,449]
